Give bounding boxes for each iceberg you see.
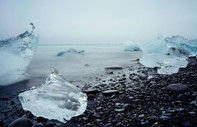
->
[57,48,86,56]
[139,34,196,74]
[18,68,87,123]
[0,23,39,86]
[123,40,142,51]
[165,35,197,56]
[141,34,168,54]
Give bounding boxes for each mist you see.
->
[0,0,197,44]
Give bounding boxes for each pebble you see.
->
[189,112,196,115]
[182,121,193,127]
[104,123,113,127]
[102,90,119,95]
[32,123,44,127]
[8,117,32,127]
[138,114,144,118]
[176,108,185,112]
[189,100,196,105]
[83,89,99,94]
[166,83,189,92]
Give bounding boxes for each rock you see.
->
[176,108,185,112]
[105,65,123,70]
[122,104,131,110]
[32,123,44,127]
[189,100,197,105]
[104,123,113,127]
[166,109,176,113]
[129,96,134,99]
[107,71,113,74]
[8,117,32,127]
[159,115,170,121]
[36,117,48,123]
[138,114,144,118]
[92,113,101,118]
[189,112,196,115]
[102,90,119,95]
[115,108,125,112]
[45,121,56,127]
[166,83,189,92]
[83,89,99,94]
[177,94,188,100]
[84,64,89,66]
[96,107,103,111]
[181,121,193,127]
[10,101,15,105]
[148,75,153,79]
[115,103,121,106]
[148,116,157,124]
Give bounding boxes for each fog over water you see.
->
[0,0,197,43]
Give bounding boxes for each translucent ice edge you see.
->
[138,35,196,75]
[0,23,39,86]
[18,68,87,123]
[140,53,188,74]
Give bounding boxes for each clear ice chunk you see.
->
[18,68,87,123]
[138,34,197,75]
[140,53,188,74]
[0,23,39,86]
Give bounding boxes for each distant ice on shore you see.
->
[57,48,86,56]
[0,23,39,86]
[19,68,87,123]
[123,40,142,51]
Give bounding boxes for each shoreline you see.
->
[0,57,197,127]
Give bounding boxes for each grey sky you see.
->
[0,0,197,44]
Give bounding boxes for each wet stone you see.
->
[166,83,189,92]
[83,89,99,94]
[104,123,113,127]
[8,117,32,127]
[102,90,119,95]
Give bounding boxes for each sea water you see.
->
[27,44,141,87]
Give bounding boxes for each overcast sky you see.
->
[0,0,197,44]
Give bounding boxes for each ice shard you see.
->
[0,23,39,86]
[18,68,87,123]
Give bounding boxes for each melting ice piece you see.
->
[18,68,87,123]
[0,23,39,86]
[140,53,188,74]
[123,40,142,51]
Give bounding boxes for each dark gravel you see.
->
[0,57,197,127]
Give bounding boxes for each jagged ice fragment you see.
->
[0,23,39,86]
[18,68,87,123]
